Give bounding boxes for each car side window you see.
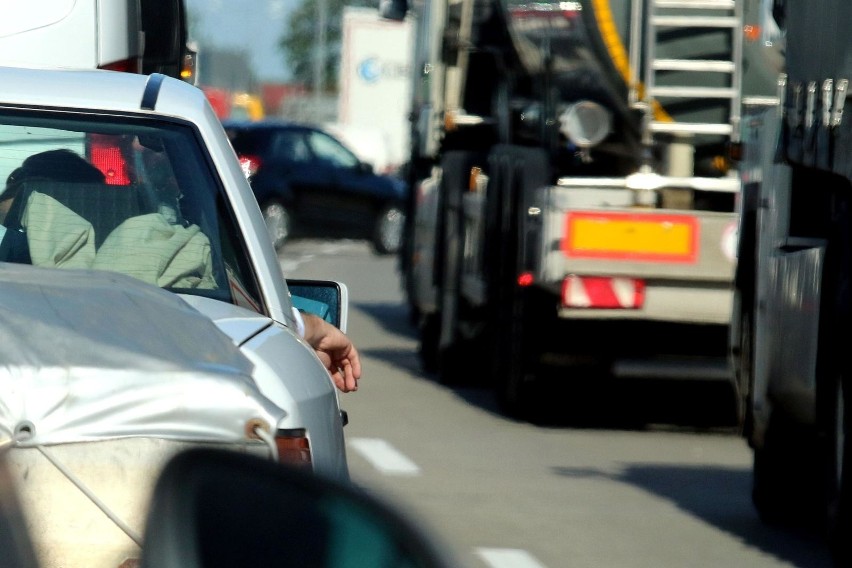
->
[273,131,310,164]
[306,131,360,169]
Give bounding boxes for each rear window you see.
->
[0,111,263,312]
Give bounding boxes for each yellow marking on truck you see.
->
[591,0,672,122]
[564,212,698,263]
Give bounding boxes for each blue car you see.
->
[224,120,408,254]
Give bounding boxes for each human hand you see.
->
[301,313,362,392]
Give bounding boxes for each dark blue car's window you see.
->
[272,130,311,164]
[306,131,360,169]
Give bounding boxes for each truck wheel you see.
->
[825,376,850,563]
[752,414,820,525]
[262,200,291,251]
[372,204,405,255]
[487,145,551,419]
[418,311,440,374]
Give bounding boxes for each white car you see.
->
[0,66,349,567]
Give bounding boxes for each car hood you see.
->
[0,263,284,447]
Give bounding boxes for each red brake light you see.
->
[88,134,131,185]
[98,57,141,74]
[238,154,262,178]
[275,428,313,468]
[517,272,535,287]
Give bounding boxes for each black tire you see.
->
[752,414,820,526]
[825,377,850,563]
[261,200,291,251]
[485,145,552,419]
[418,311,440,374]
[431,151,486,386]
[372,204,405,255]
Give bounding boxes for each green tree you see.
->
[279,0,373,90]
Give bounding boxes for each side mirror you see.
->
[287,279,349,332]
[139,449,456,568]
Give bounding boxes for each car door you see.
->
[300,129,383,234]
[264,128,335,228]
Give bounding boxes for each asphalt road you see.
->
[280,238,834,568]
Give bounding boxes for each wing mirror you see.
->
[139,448,455,568]
[288,279,349,332]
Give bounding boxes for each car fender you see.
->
[240,324,349,482]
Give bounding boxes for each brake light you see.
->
[98,57,141,74]
[88,134,131,185]
[517,272,535,287]
[275,428,313,469]
[238,154,262,178]
[562,275,645,309]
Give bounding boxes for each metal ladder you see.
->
[637,0,743,144]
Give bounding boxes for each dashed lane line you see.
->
[475,548,548,568]
[348,437,421,476]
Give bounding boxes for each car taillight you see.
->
[98,57,141,74]
[88,134,131,185]
[275,428,313,469]
[238,154,262,178]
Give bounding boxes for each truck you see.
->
[731,0,850,561]
[0,0,195,81]
[380,0,778,418]
[336,7,414,174]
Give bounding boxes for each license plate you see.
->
[563,212,699,263]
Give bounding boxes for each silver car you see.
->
[0,66,349,567]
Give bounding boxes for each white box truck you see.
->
[336,6,413,174]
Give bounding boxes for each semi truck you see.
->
[731,0,850,560]
[381,0,778,418]
[0,0,195,81]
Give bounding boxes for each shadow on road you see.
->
[553,463,833,567]
[352,300,741,431]
[352,301,418,341]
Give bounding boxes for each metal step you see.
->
[649,86,738,98]
[650,121,733,135]
[653,0,736,8]
[653,59,736,73]
[651,15,739,28]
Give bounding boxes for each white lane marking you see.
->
[475,548,548,568]
[348,437,421,476]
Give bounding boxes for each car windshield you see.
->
[0,110,262,311]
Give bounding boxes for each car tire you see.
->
[372,205,405,255]
[262,200,291,251]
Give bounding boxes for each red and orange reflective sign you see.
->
[563,211,699,263]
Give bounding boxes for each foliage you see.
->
[279,0,374,90]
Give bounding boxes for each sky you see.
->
[185,0,298,82]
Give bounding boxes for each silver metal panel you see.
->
[0,265,285,447]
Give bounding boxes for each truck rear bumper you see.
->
[557,281,732,324]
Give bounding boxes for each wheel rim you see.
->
[263,202,290,249]
[377,207,404,252]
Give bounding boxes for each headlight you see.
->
[558,101,612,148]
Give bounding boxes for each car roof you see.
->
[0,65,208,122]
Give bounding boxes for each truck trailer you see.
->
[382,0,778,418]
[731,0,850,561]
